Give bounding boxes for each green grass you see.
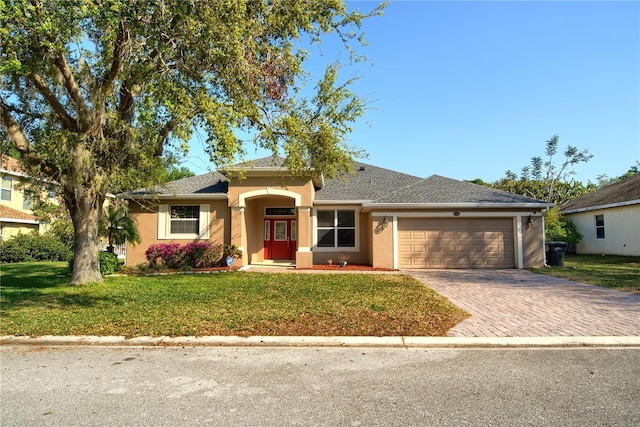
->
[531,254,640,293]
[0,262,469,337]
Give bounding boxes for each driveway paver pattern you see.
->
[405,269,640,337]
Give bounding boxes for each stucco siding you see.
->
[567,205,640,256]
[127,199,230,266]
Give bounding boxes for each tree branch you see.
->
[102,21,127,92]
[28,73,79,131]
[155,119,177,156]
[0,99,31,152]
[53,52,90,130]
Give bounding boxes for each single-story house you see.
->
[126,156,552,269]
[560,173,640,256]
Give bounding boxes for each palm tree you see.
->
[99,203,141,253]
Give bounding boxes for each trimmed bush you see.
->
[0,233,71,263]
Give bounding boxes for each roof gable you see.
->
[561,174,640,213]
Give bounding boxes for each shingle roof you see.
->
[130,171,228,196]
[315,162,424,201]
[0,205,37,222]
[561,173,640,213]
[129,156,550,207]
[372,175,548,205]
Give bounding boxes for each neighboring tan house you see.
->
[126,156,552,269]
[0,155,56,241]
[560,174,640,256]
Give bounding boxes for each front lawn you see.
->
[531,254,640,293]
[0,262,469,337]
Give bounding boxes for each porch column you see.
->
[230,207,247,267]
[295,206,313,268]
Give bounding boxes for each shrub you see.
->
[67,251,123,276]
[145,243,185,269]
[98,251,121,275]
[0,233,72,263]
[144,242,226,269]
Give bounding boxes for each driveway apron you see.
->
[405,269,640,337]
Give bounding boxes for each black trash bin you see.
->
[546,242,568,267]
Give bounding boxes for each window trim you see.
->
[313,207,359,252]
[595,214,605,239]
[158,204,210,240]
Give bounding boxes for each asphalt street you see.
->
[1,346,639,426]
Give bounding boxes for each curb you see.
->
[2,335,640,348]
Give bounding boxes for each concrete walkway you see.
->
[406,269,640,337]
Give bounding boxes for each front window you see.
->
[595,215,605,239]
[317,209,356,248]
[170,205,200,234]
[1,177,12,201]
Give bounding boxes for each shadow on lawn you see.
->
[0,262,114,311]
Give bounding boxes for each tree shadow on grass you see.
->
[0,262,115,311]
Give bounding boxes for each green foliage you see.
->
[497,135,594,204]
[67,251,122,276]
[99,202,141,252]
[0,0,384,284]
[0,232,71,263]
[31,200,75,250]
[224,244,243,260]
[544,207,583,244]
[163,165,195,183]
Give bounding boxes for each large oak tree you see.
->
[1,0,382,284]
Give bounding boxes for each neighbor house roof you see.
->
[0,205,38,223]
[1,155,25,176]
[561,173,640,214]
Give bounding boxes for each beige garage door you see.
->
[398,218,515,269]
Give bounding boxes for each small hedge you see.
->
[0,233,72,263]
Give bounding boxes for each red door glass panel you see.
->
[264,219,296,260]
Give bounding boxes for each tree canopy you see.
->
[0,0,384,284]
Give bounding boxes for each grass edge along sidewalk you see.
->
[0,262,469,338]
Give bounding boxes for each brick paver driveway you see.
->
[406,269,640,337]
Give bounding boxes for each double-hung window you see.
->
[595,215,605,239]
[1,177,12,201]
[158,204,209,239]
[316,209,356,248]
[170,205,200,234]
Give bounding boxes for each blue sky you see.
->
[185,0,639,184]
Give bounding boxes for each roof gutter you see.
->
[361,202,554,211]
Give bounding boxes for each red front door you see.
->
[264,219,296,260]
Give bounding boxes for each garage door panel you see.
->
[398,218,515,269]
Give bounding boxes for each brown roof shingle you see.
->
[561,174,640,213]
[0,205,37,222]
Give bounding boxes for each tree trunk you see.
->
[67,187,105,285]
